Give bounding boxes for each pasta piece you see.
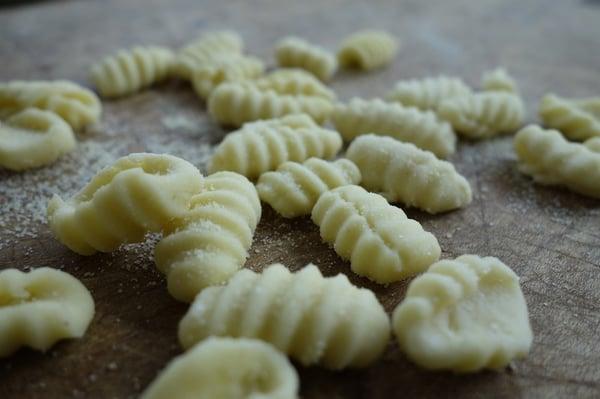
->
[392,255,533,372]
[154,172,261,302]
[209,114,342,179]
[0,108,75,171]
[90,46,175,98]
[141,337,298,399]
[256,158,361,218]
[172,31,243,80]
[538,94,600,141]
[337,30,398,70]
[312,185,441,283]
[438,92,525,139]
[191,54,264,99]
[514,124,600,199]
[0,80,101,130]
[385,76,472,112]
[331,97,456,158]
[346,135,472,214]
[0,267,94,357]
[584,137,600,152]
[179,263,390,369]
[208,82,333,127]
[480,68,518,93]
[275,37,337,81]
[47,153,202,255]
[254,69,336,100]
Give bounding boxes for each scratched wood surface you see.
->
[1,0,600,398]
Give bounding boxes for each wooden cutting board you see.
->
[1,0,599,397]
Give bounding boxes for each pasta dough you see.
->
[172,30,243,80]
[514,124,600,199]
[179,263,390,369]
[208,82,334,127]
[256,158,361,218]
[0,108,75,171]
[90,46,175,98]
[480,68,518,93]
[0,80,101,130]
[346,135,472,213]
[0,267,94,357]
[275,37,337,81]
[209,114,342,179]
[337,30,398,70]
[47,153,202,255]
[312,185,441,283]
[385,76,472,112]
[331,97,456,158]
[141,337,298,399]
[392,255,533,372]
[438,92,525,139]
[154,172,261,302]
[538,94,600,141]
[254,69,335,100]
[585,137,600,152]
[191,54,264,99]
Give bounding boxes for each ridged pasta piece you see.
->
[254,69,336,100]
[312,185,441,283]
[89,46,175,98]
[346,135,472,214]
[337,30,398,70]
[47,153,203,255]
[0,267,94,358]
[179,263,390,369]
[584,137,600,152]
[172,31,243,80]
[191,54,265,99]
[0,80,101,130]
[154,172,261,302]
[208,82,334,127]
[256,158,361,218]
[0,108,75,171]
[480,68,518,93]
[275,37,337,81]
[209,114,342,179]
[538,94,600,141]
[514,124,600,199]
[385,76,472,112]
[331,97,456,158]
[392,255,533,373]
[142,337,298,399]
[438,92,525,139]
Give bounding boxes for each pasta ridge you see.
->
[538,94,600,141]
[191,54,264,99]
[338,30,398,70]
[480,68,519,93]
[385,76,472,112]
[275,37,337,81]
[254,69,336,100]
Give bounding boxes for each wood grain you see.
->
[1,0,600,398]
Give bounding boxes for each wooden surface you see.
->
[1,0,600,398]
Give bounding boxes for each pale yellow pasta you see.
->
[392,255,533,373]
[347,135,472,214]
[331,97,456,158]
[539,94,600,141]
[256,158,361,218]
[179,263,390,369]
[172,30,243,80]
[480,68,518,93]
[584,137,600,152]
[154,172,261,302]
[385,76,472,112]
[254,69,335,100]
[337,30,398,70]
[0,267,94,358]
[209,114,342,179]
[312,185,441,283]
[191,54,264,99]
[141,337,298,399]
[275,37,337,81]
[0,80,101,130]
[438,92,525,139]
[0,108,75,171]
[208,82,333,127]
[90,46,175,98]
[514,124,600,199]
[47,153,202,255]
